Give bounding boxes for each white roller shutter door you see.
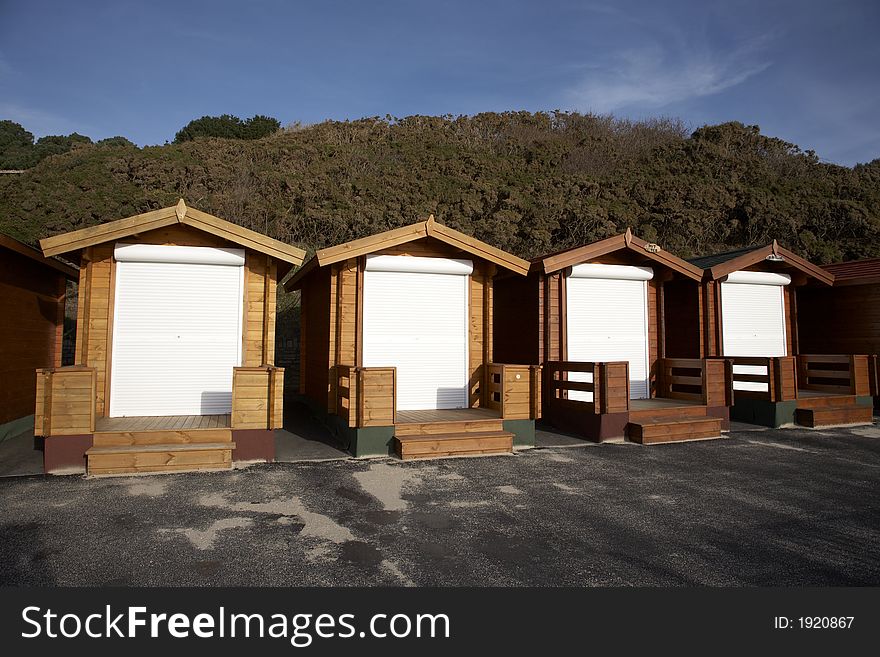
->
[362,255,471,411]
[109,244,244,417]
[565,264,653,401]
[721,270,790,392]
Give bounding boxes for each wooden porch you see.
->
[35,365,283,475]
[543,358,730,444]
[730,354,873,427]
[335,363,540,459]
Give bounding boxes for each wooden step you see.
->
[794,405,873,428]
[86,442,235,476]
[627,416,722,445]
[92,428,233,447]
[394,418,504,437]
[796,394,859,409]
[395,431,513,460]
[629,405,709,421]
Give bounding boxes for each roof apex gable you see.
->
[39,199,305,266]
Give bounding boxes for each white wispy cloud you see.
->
[567,36,772,113]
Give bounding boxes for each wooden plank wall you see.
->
[542,272,563,363]
[300,266,331,412]
[783,286,794,356]
[243,252,278,367]
[703,282,719,356]
[797,284,880,357]
[34,367,95,436]
[493,274,540,365]
[647,279,659,395]
[231,366,284,429]
[0,247,67,425]
[662,280,701,358]
[357,367,396,426]
[74,224,278,417]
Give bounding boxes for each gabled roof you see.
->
[690,240,833,285]
[39,199,306,269]
[0,233,78,279]
[822,257,880,286]
[535,228,703,281]
[284,214,530,290]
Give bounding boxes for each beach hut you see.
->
[0,234,77,442]
[797,257,880,409]
[691,241,872,427]
[34,200,305,474]
[494,229,731,444]
[284,215,539,459]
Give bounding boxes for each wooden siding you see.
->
[300,266,331,412]
[231,366,283,429]
[243,252,278,366]
[647,279,659,395]
[0,247,67,425]
[783,285,794,356]
[493,274,540,365]
[797,284,880,357]
[663,280,701,358]
[34,367,96,436]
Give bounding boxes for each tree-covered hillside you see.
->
[1,112,878,265]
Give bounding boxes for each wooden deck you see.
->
[95,414,231,432]
[629,397,703,411]
[395,407,500,424]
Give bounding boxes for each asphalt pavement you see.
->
[1,422,878,586]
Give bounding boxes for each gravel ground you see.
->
[1,422,878,586]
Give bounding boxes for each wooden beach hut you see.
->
[494,229,731,444]
[691,241,873,427]
[34,200,305,474]
[0,234,77,442]
[284,215,540,459]
[797,257,880,409]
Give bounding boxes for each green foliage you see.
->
[0,121,98,169]
[0,113,877,267]
[96,136,136,148]
[173,114,281,143]
[0,120,39,169]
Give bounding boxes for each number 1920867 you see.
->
[774,617,854,629]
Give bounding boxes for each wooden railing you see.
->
[485,363,542,420]
[337,365,397,428]
[544,361,629,415]
[232,366,284,429]
[798,354,871,396]
[660,358,731,407]
[34,366,96,437]
[729,356,797,401]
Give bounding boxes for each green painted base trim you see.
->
[855,395,874,408]
[350,426,396,458]
[503,419,535,448]
[321,411,395,458]
[0,415,33,443]
[730,398,797,428]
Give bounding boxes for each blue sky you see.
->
[1,0,878,165]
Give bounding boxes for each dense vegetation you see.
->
[1,112,878,268]
[173,114,281,143]
[0,120,133,170]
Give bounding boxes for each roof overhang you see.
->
[284,215,530,290]
[705,240,834,286]
[39,199,305,271]
[0,233,78,279]
[536,228,703,281]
